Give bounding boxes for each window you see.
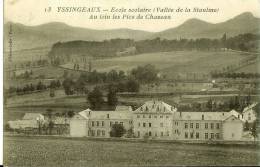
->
[110,122,113,127]
[155,132,158,137]
[196,132,199,139]
[154,115,157,118]
[102,121,104,126]
[175,122,179,126]
[148,131,152,136]
[97,130,100,136]
[185,123,188,129]
[102,130,105,136]
[149,123,152,127]
[205,123,208,129]
[107,114,109,119]
[211,133,214,139]
[216,123,220,129]
[166,116,169,119]
[96,121,99,126]
[143,123,146,127]
[137,115,140,118]
[205,133,208,139]
[160,115,163,118]
[120,122,123,126]
[202,114,204,120]
[185,132,188,138]
[115,121,118,124]
[210,123,214,129]
[92,121,95,127]
[92,130,95,136]
[190,132,194,139]
[196,123,199,129]
[137,131,140,137]
[161,132,164,136]
[160,123,163,127]
[143,115,146,118]
[190,123,193,129]
[215,133,220,139]
[167,131,170,136]
[138,122,141,127]
[149,115,151,118]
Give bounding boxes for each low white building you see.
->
[8,113,45,129]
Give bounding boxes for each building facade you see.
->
[70,100,245,141]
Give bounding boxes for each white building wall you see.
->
[222,120,243,140]
[70,119,87,137]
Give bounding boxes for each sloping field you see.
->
[236,62,259,73]
[61,51,252,76]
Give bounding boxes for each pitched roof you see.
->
[173,110,244,121]
[22,113,44,120]
[243,102,258,113]
[134,100,177,114]
[115,105,133,112]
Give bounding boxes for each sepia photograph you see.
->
[2,0,260,166]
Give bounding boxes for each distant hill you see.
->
[153,12,260,39]
[4,12,260,51]
[3,22,152,51]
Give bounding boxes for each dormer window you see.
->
[140,107,143,111]
[146,106,149,112]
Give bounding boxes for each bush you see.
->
[110,124,126,137]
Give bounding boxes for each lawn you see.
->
[4,136,259,167]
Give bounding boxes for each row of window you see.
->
[88,130,106,137]
[137,122,165,128]
[184,122,220,129]
[136,115,170,119]
[137,131,170,137]
[184,132,220,139]
[91,121,129,127]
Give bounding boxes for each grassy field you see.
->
[236,62,259,73]
[61,51,253,77]
[4,136,259,167]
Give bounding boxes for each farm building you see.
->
[70,100,247,141]
[8,113,44,129]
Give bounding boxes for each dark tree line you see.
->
[49,33,259,66]
[8,80,61,95]
[62,64,158,95]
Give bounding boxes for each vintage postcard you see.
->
[3,0,260,166]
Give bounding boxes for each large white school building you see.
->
[70,100,248,141]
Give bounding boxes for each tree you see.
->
[62,78,74,95]
[126,79,139,92]
[87,87,104,110]
[131,64,158,83]
[67,110,75,118]
[244,121,249,131]
[251,121,258,140]
[110,123,126,137]
[107,89,118,106]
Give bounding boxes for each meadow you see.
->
[61,50,253,77]
[4,136,259,167]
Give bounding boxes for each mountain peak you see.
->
[232,12,255,20]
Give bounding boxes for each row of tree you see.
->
[8,80,61,95]
[211,72,260,79]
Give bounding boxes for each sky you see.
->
[4,0,260,32]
